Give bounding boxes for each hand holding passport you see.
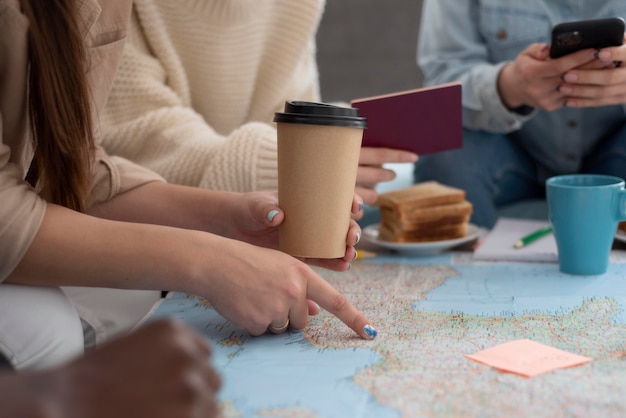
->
[351,82,462,155]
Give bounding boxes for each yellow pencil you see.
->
[355,249,377,260]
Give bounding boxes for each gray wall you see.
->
[316,0,424,102]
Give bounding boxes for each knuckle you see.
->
[293,261,312,278]
[283,279,304,301]
[247,323,268,336]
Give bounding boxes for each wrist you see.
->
[200,190,242,236]
[497,62,526,110]
[182,231,239,298]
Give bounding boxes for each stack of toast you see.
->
[376,181,473,243]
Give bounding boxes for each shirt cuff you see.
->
[478,62,536,132]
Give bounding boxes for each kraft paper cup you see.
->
[274,101,367,258]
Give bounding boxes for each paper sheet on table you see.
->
[473,218,557,262]
[466,339,592,378]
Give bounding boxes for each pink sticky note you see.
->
[466,339,592,378]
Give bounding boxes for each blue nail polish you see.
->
[358,201,364,211]
[267,210,279,222]
[364,324,378,339]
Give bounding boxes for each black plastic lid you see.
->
[273,101,367,128]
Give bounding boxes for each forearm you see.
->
[87,181,238,235]
[5,203,219,295]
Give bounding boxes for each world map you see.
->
[148,252,626,418]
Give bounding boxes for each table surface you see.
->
[148,243,626,418]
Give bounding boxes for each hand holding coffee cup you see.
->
[274,101,366,258]
[546,174,626,275]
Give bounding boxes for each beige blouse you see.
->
[0,0,163,281]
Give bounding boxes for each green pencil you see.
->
[513,225,553,249]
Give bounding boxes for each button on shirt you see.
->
[418,0,626,174]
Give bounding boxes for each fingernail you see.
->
[594,49,600,59]
[598,50,611,60]
[358,201,364,211]
[563,73,578,83]
[364,324,378,339]
[541,44,549,52]
[267,210,279,222]
[355,231,361,244]
[559,86,572,95]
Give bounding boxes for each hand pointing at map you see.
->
[199,239,378,339]
[187,191,378,339]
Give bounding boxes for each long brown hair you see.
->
[22,0,95,212]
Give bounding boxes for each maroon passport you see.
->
[351,81,462,155]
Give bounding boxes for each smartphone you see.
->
[549,17,625,59]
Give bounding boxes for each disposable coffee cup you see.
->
[546,174,626,275]
[274,101,367,258]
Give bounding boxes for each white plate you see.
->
[615,229,626,244]
[361,223,481,254]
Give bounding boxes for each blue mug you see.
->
[546,174,626,275]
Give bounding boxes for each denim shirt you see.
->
[418,0,626,174]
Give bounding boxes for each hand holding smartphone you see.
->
[549,17,625,59]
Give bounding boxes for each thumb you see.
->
[534,43,551,60]
[246,192,283,226]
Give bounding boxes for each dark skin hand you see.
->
[2,320,221,418]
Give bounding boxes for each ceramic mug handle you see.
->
[618,189,626,221]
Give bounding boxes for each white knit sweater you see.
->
[101,0,324,192]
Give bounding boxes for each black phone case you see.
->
[550,17,625,59]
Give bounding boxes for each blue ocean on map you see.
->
[409,260,626,324]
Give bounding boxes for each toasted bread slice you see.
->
[380,200,473,224]
[376,181,466,214]
[379,221,468,243]
[382,213,471,233]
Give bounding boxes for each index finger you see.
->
[360,147,418,166]
[306,273,378,340]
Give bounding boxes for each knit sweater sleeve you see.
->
[101,33,279,193]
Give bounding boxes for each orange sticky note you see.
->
[466,339,592,378]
